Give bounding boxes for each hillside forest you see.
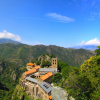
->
[0,43,95,67]
[52,46,100,100]
[0,44,99,100]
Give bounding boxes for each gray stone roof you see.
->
[39,68,57,72]
[39,82,52,94]
[25,77,37,83]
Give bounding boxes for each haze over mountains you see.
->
[0,38,97,51]
[0,38,21,45]
[73,45,97,51]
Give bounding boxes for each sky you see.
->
[0,0,100,47]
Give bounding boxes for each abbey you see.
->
[19,58,58,100]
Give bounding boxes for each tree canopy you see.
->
[95,46,100,55]
[66,54,100,100]
[52,72,62,85]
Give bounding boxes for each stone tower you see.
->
[51,58,58,71]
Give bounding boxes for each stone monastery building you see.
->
[19,58,58,100]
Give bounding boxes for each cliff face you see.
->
[12,85,33,100]
[0,58,21,89]
[0,58,27,100]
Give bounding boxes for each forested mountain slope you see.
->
[0,57,26,89]
[0,43,95,67]
[65,47,100,100]
[0,57,26,100]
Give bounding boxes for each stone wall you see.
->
[45,76,52,84]
[27,65,32,70]
[52,58,58,70]
[38,84,50,100]
[37,78,43,83]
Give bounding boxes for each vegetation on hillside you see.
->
[0,58,27,100]
[12,85,33,100]
[0,43,95,68]
[0,44,97,100]
[52,46,100,100]
[32,54,56,67]
[11,85,41,100]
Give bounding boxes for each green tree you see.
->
[41,60,51,67]
[36,60,41,65]
[58,60,68,72]
[95,46,100,55]
[61,66,71,79]
[49,54,56,58]
[66,73,93,100]
[52,73,62,85]
[66,55,100,100]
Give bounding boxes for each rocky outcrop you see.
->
[11,71,16,81]
[69,96,75,100]
[38,55,51,62]
[52,86,75,100]
[37,55,51,66]
[52,86,68,100]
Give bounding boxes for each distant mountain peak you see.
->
[72,45,97,51]
[0,38,21,45]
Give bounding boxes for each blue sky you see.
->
[0,0,100,47]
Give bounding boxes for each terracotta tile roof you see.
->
[24,69,36,75]
[48,96,52,99]
[27,63,34,66]
[39,72,53,80]
[34,66,40,69]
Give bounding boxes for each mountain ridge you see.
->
[0,38,21,45]
[0,43,95,67]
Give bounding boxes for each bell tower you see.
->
[51,58,58,71]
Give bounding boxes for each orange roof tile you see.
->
[24,69,36,75]
[34,66,40,69]
[39,72,53,81]
[27,63,34,66]
[48,96,52,99]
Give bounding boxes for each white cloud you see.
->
[78,38,100,46]
[0,30,21,41]
[78,40,85,46]
[47,13,75,23]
